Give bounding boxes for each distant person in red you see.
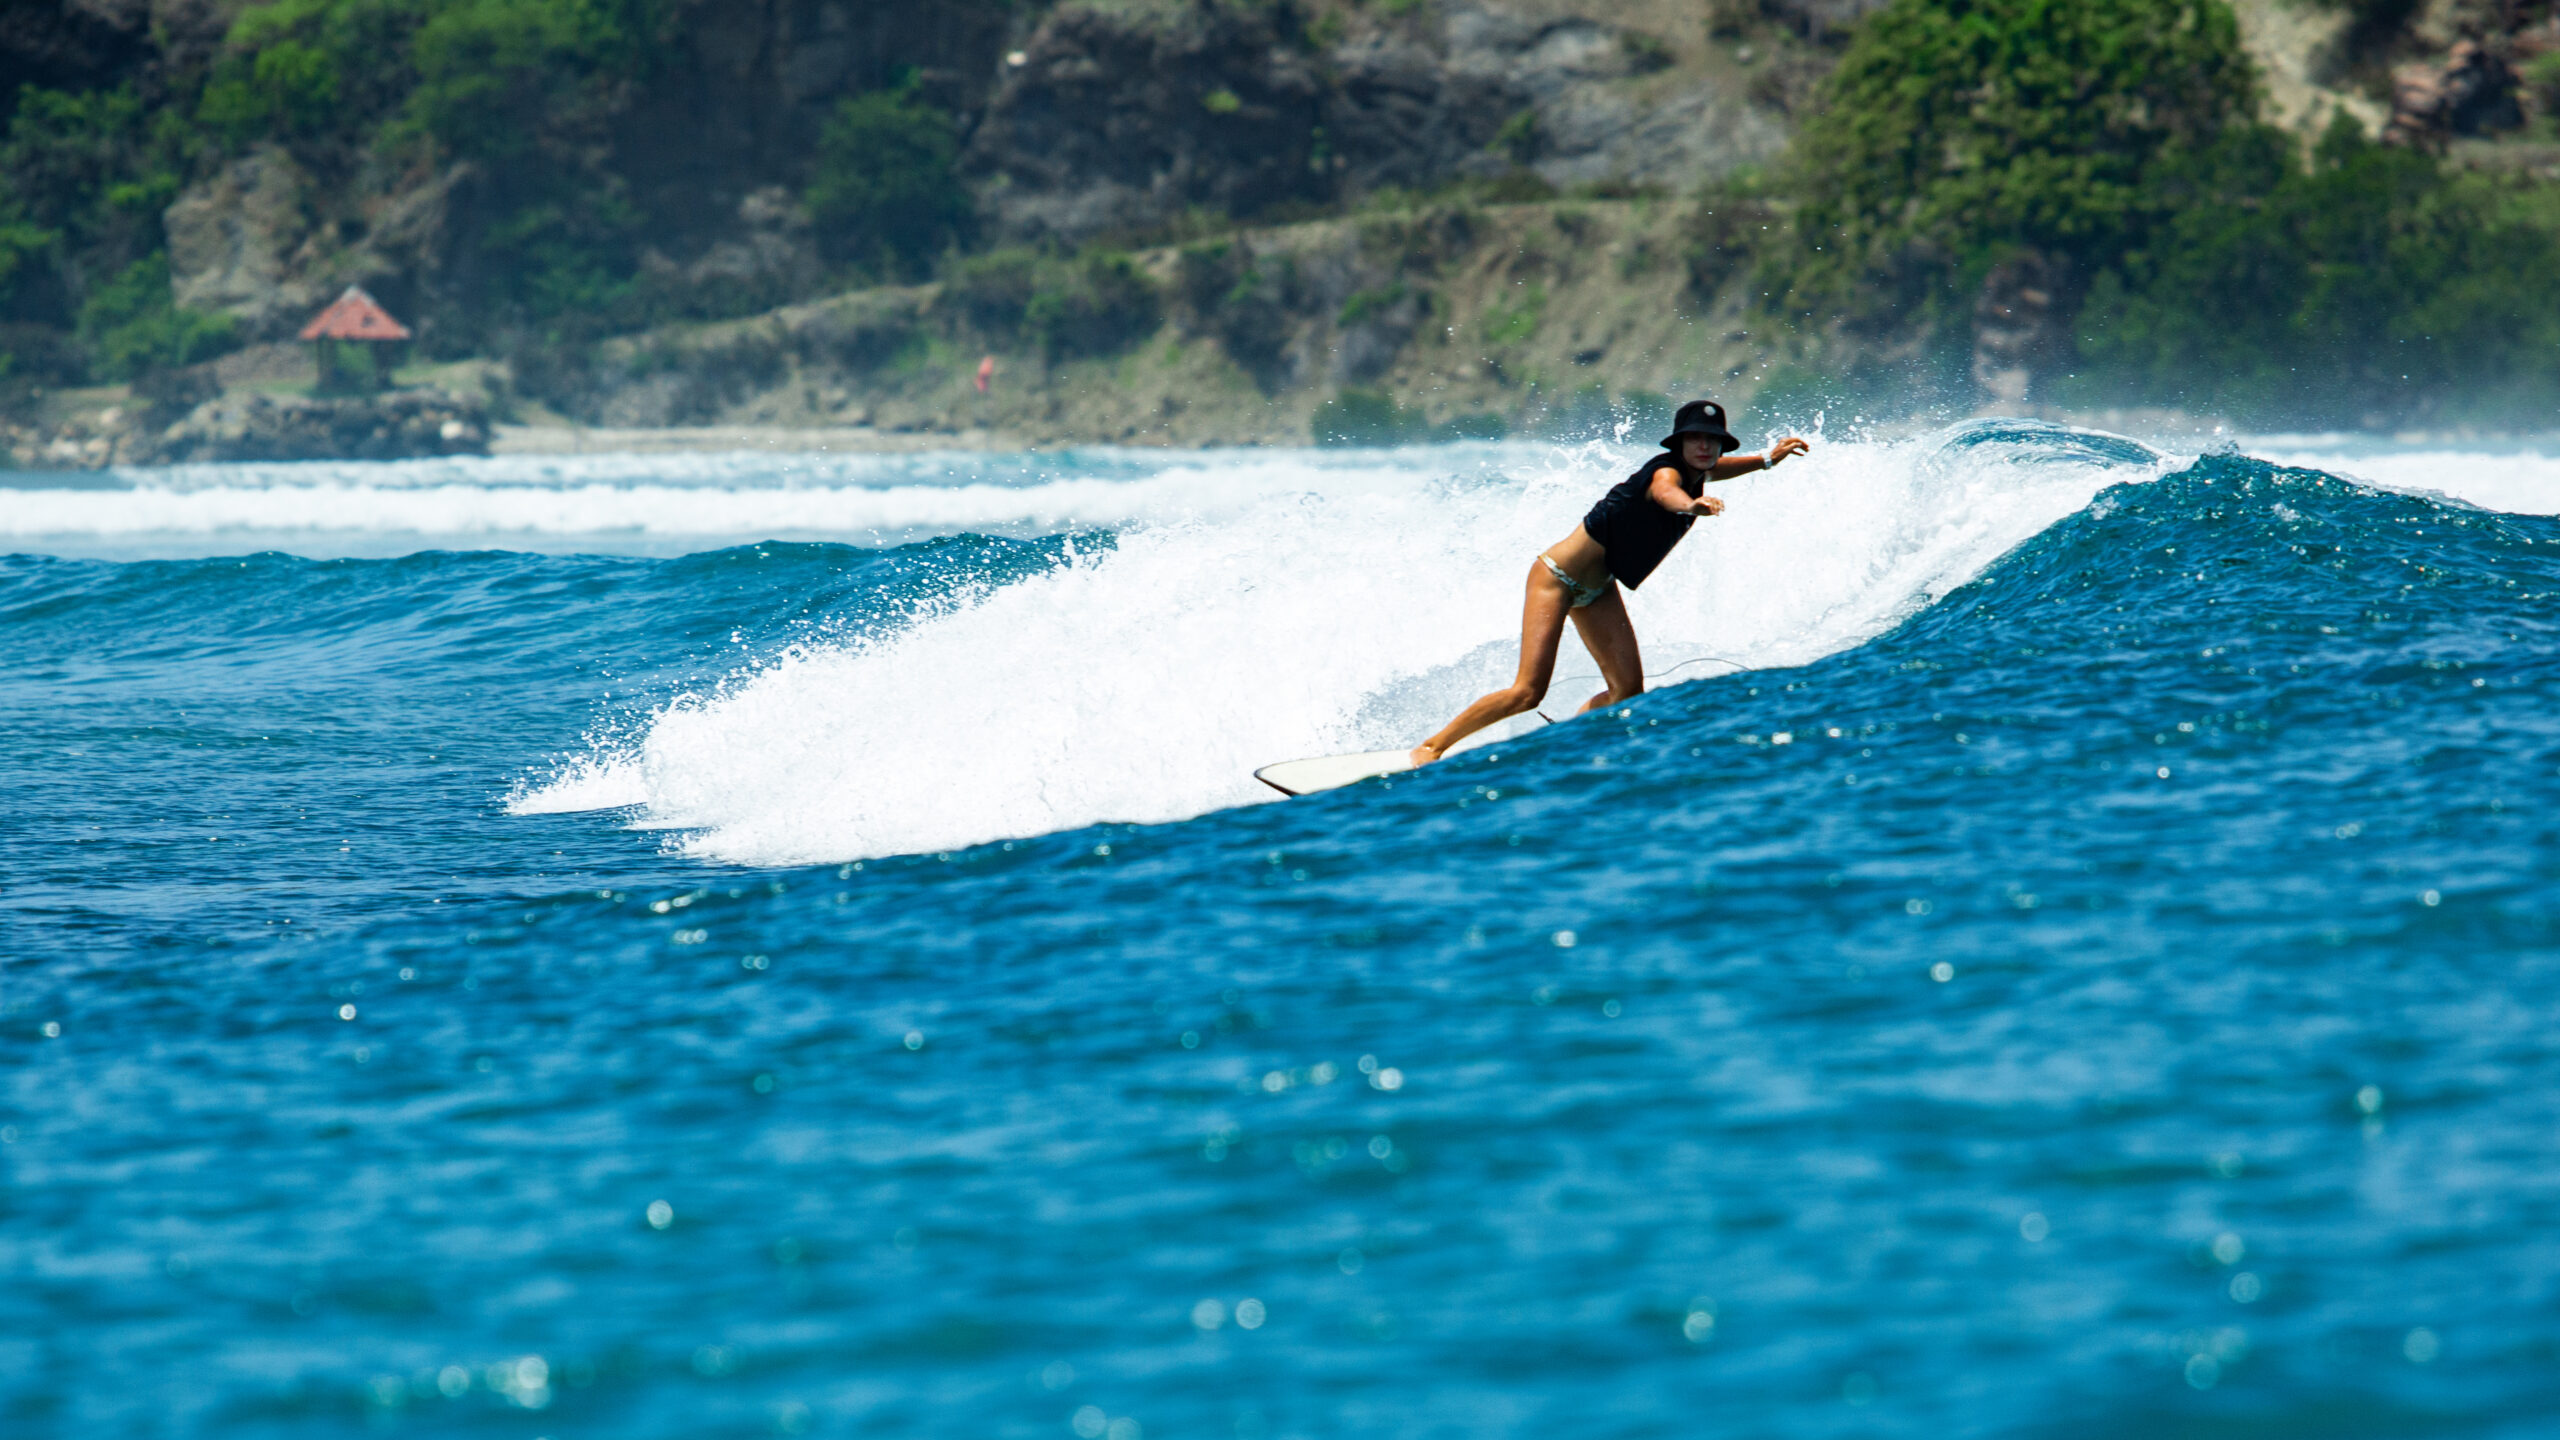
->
[976,356,996,394]
[1410,399,1809,766]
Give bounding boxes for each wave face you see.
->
[5,432,2560,1438]
[512,422,2165,862]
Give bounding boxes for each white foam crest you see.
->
[106,448,1143,493]
[3,473,1247,547]
[506,752,651,816]
[10,446,1480,558]
[2251,445,2560,517]
[542,428,2157,866]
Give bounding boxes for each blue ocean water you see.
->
[5,425,2559,1438]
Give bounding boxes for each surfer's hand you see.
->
[1766,436,1810,467]
[1690,495,1724,517]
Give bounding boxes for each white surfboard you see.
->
[1254,749,1416,797]
[1255,714,1551,797]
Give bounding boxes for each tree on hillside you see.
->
[1775,0,2262,333]
[2077,113,2560,421]
[0,83,235,380]
[1761,0,2560,425]
[806,80,972,281]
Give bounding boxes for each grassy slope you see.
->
[579,197,1780,447]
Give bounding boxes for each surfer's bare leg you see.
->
[1568,583,1644,714]
[1411,559,1573,765]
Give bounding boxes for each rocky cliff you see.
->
[134,0,1852,348]
[8,0,2555,466]
[965,0,1830,241]
[52,0,1029,353]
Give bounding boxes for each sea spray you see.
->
[517,424,2169,864]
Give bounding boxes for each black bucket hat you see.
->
[1661,399,1740,454]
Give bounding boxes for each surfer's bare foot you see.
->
[1408,745,1441,767]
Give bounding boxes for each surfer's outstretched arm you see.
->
[1710,436,1809,479]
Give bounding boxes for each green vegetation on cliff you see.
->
[1772,0,2560,425]
[0,0,984,385]
[2078,117,2560,419]
[0,82,231,379]
[809,81,973,279]
[202,0,665,336]
[3,0,2556,435]
[1779,0,2260,327]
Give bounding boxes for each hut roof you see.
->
[298,286,412,342]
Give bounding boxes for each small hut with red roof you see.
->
[299,285,412,393]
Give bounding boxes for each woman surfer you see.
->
[1410,399,1809,766]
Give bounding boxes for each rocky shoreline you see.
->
[4,387,490,470]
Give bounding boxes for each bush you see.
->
[1477,170,1558,204]
[794,302,923,374]
[198,38,342,142]
[807,82,973,279]
[0,216,55,321]
[2527,52,2560,123]
[406,0,643,165]
[1494,110,1544,166]
[2071,115,2560,425]
[188,0,661,343]
[947,248,1044,334]
[1774,0,2260,330]
[0,82,196,374]
[405,0,653,335]
[0,321,85,387]
[1175,241,1245,319]
[1025,251,1162,361]
[1338,281,1411,327]
[78,255,240,380]
[198,0,432,152]
[1748,0,2560,425]
[947,248,1164,361]
[1174,242,1301,385]
[1,85,188,295]
[1482,282,1545,344]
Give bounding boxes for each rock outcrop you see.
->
[967,3,1333,240]
[0,0,150,102]
[969,0,1802,243]
[618,0,1020,236]
[143,389,491,464]
[162,146,334,339]
[1971,250,2076,404]
[163,145,470,345]
[2387,39,2525,146]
